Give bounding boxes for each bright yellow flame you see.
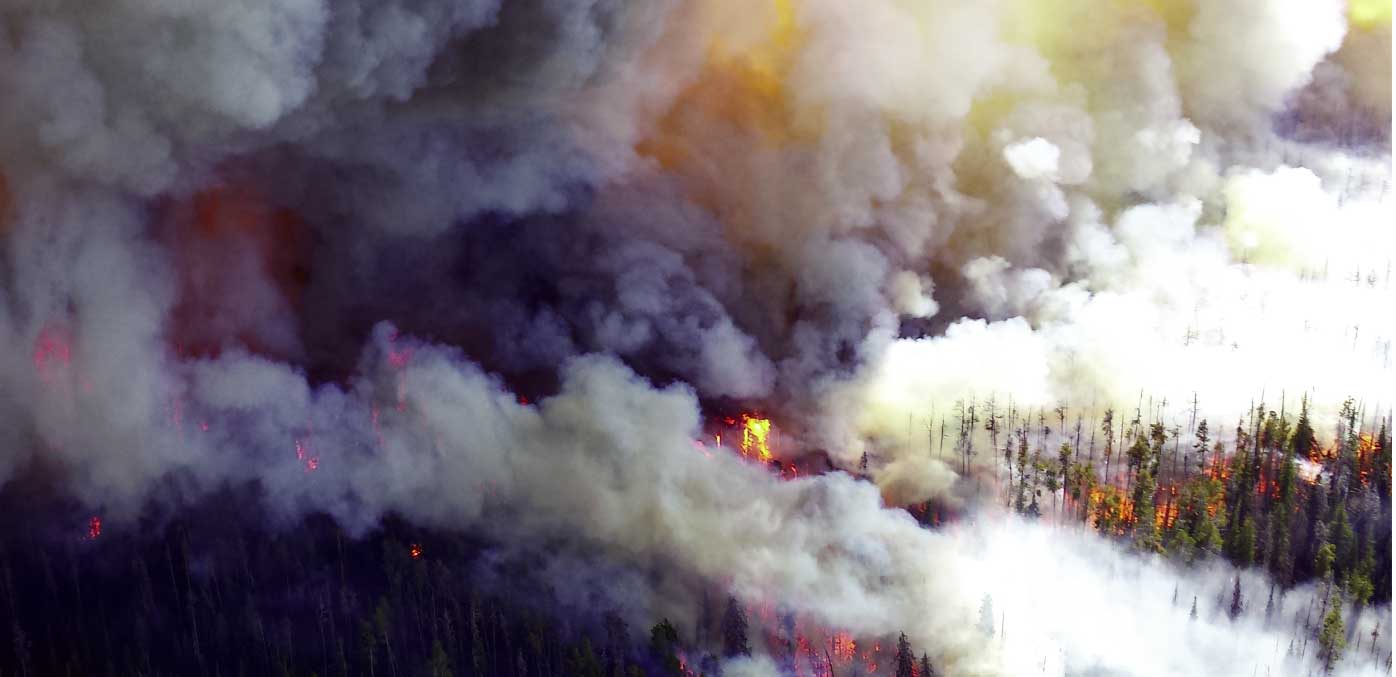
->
[1350,0,1392,29]
[742,415,773,461]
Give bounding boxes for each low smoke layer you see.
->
[0,0,1390,674]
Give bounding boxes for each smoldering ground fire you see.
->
[0,0,1392,675]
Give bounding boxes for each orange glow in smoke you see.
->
[635,1,803,172]
[164,181,309,360]
[87,516,101,540]
[410,543,422,559]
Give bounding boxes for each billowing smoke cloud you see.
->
[0,0,1389,674]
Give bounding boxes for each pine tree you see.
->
[894,632,915,677]
[649,620,682,676]
[359,621,377,677]
[1101,409,1116,484]
[1232,517,1257,568]
[1327,503,1355,580]
[1299,481,1331,581]
[919,652,935,677]
[1014,431,1030,514]
[1292,398,1316,462]
[1316,542,1337,582]
[1318,605,1346,673]
[1192,419,1210,476]
[1133,470,1161,552]
[1173,475,1224,561]
[1268,446,1298,585]
[1149,422,1167,477]
[468,595,485,677]
[1374,419,1391,501]
[1228,576,1243,620]
[1338,399,1361,487]
[1056,443,1072,514]
[604,612,629,677]
[721,597,750,657]
[1127,435,1150,485]
[567,637,604,677]
[425,640,452,677]
[1189,596,1198,620]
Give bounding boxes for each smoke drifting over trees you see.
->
[0,0,1390,674]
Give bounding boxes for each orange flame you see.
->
[410,543,422,559]
[87,516,101,540]
[1357,432,1377,487]
[741,414,773,461]
[831,632,856,662]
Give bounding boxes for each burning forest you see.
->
[0,0,1392,675]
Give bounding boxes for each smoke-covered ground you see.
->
[0,0,1391,674]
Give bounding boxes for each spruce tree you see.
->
[721,597,750,657]
[1292,398,1316,461]
[1318,605,1346,673]
[1268,447,1298,585]
[426,640,452,677]
[1193,419,1210,476]
[1327,504,1355,580]
[568,637,604,677]
[919,652,935,677]
[1228,576,1243,620]
[1133,470,1160,552]
[1316,542,1337,582]
[1014,431,1030,514]
[1374,419,1391,501]
[894,632,915,677]
[1102,409,1116,481]
[1232,517,1257,568]
[649,620,682,676]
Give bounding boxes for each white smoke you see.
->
[0,0,1389,675]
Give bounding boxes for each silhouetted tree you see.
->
[894,632,914,677]
[919,652,935,677]
[425,640,452,677]
[649,620,682,676]
[721,597,750,657]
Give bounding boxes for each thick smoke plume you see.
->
[0,0,1390,674]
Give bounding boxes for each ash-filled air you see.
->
[0,0,1390,675]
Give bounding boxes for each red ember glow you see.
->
[33,323,73,382]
